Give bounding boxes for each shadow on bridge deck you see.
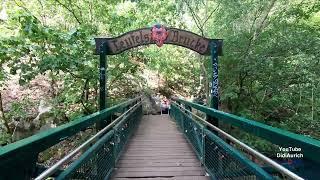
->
[111,115,209,180]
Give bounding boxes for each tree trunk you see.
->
[312,81,314,120]
[200,61,209,105]
[0,91,12,134]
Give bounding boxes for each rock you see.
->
[141,93,159,115]
[35,100,56,132]
[12,120,35,142]
[12,100,56,141]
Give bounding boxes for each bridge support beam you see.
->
[207,41,219,129]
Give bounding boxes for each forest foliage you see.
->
[0,0,319,151]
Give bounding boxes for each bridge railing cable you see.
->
[170,100,305,180]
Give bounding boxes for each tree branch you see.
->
[237,0,277,93]
[13,0,31,13]
[200,3,220,30]
[243,0,277,60]
[183,0,203,35]
[54,0,82,24]
[80,79,92,114]
[254,0,277,38]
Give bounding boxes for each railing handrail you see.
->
[35,99,143,180]
[172,101,303,180]
[175,98,320,164]
[0,96,142,163]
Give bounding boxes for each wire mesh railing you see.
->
[170,104,273,179]
[37,124,95,168]
[113,103,142,162]
[56,130,115,180]
[204,129,272,180]
[0,96,142,180]
[170,100,306,180]
[37,99,143,180]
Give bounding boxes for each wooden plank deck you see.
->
[111,115,209,180]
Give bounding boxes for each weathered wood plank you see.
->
[122,152,195,156]
[122,154,196,158]
[125,142,190,146]
[123,150,194,154]
[117,162,201,167]
[113,170,206,178]
[119,155,198,160]
[114,177,210,180]
[115,167,203,172]
[117,158,200,164]
[111,115,207,179]
[123,148,193,152]
[129,139,187,142]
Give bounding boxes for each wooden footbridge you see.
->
[1,25,320,180]
[112,115,207,179]
[1,96,320,180]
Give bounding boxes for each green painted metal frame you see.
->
[170,105,203,160]
[56,130,115,180]
[56,102,143,180]
[113,104,143,162]
[170,103,273,179]
[204,129,273,180]
[0,96,140,180]
[175,98,320,164]
[181,111,204,160]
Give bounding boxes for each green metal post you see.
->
[207,41,219,129]
[97,43,107,130]
[96,42,109,178]
[206,41,220,175]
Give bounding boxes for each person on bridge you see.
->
[161,96,170,114]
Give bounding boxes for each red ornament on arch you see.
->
[151,24,169,47]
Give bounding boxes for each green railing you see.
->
[174,98,320,163]
[170,98,320,179]
[55,100,143,180]
[0,96,142,180]
[170,102,274,180]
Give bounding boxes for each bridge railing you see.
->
[0,96,142,180]
[170,101,273,180]
[176,99,320,162]
[170,98,320,179]
[46,99,143,180]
